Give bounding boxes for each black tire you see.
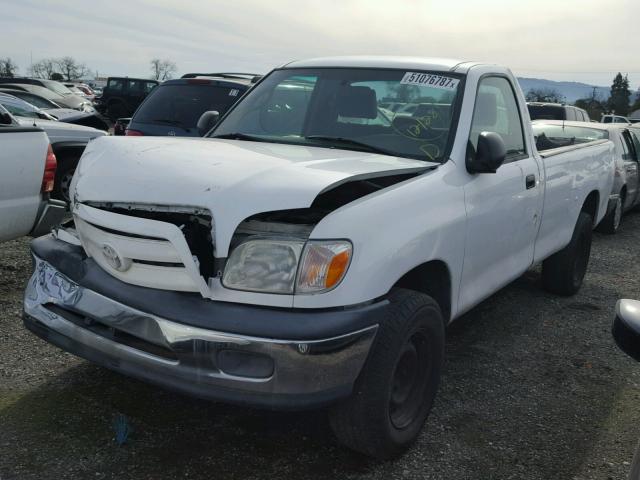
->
[596,193,623,234]
[329,289,445,459]
[52,158,78,203]
[542,211,593,296]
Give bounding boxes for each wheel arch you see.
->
[581,190,600,226]
[391,260,452,323]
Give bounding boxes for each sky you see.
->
[3,0,640,88]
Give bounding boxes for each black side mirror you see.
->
[0,112,12,125]
[197,110,220,136]
[466,132,506,174]
[612,299,640,362]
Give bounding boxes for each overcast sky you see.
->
[3,0,639,88]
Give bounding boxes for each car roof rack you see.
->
[181,72,262,83]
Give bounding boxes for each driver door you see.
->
[458,76,543,312]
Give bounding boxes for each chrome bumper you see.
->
[24,256,378,409]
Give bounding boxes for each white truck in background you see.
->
[0,106,65,243]
[24,57,615,458]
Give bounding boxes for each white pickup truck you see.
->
[24,57,615,458]
[0,105,66,243]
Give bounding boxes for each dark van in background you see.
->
[124,73,259,137]
[527,102,591,122]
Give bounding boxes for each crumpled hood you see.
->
[73,136,433,255]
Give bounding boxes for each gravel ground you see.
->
[1,213,640,480]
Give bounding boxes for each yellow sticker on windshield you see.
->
[400,72,459,90]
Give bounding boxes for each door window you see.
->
[469,76,526,161]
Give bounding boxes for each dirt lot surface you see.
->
[2,214,640,480]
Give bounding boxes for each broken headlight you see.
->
[222,239,352,294]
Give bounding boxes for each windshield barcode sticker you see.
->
[400,72,459,90]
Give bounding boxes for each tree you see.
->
[574,86,606,121]
[525,88,565,103]
[50,72,64,81]
[55,56,89,81]
[608,72,631,116]
[28,58,57,79]
[150,58,177,81]
[0,58,18,77]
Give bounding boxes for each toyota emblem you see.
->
[102,244,131,272]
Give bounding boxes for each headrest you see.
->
[475,91,497,127]
[336,86,377,119]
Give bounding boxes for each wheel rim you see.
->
[59,170,75,202]
[572,232,590,286]
[389,331,431,430]
[613,197,623,231]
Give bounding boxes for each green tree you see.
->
[0,58,18,77]
[608,72,631,116]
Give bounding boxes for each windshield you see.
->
[42,80,74,96]
[210,68,463,162]
[0,94,41,119]
[134,83,245,131]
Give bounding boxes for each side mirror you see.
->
[0,112,12,125]
[466,132,506,174]
[197,110,220,136]
[612,299,640,362]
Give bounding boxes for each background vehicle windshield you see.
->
[211,68,463,162]
[42,80,74,96]
[134,84,244,130]
[0,95,41,119]
[532,123,608,150]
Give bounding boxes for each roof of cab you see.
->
[282,56,480,73]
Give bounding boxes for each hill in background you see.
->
[517,77,610,104]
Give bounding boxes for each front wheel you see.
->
[329,289,445,459]
[542,211,593,296]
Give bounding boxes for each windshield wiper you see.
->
[304,135,397,157]
[210,132,268,142]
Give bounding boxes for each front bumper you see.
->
[24,241,382,409]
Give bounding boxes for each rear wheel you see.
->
[52,155,80,203]
[329,289,445,459]
[596,193,624,234]
[542,211,593,296]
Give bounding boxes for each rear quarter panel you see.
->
[0,129,48,241]
[533,141,615,262]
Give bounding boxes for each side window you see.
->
[144,82,157,94]
[622,131,637,161]
[469,76,526,161]
[629,131,640,162]
[565,108,576,121]
[107,79,124,93]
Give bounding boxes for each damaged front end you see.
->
[61,169,427,303]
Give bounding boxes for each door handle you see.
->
[526,174,536,189]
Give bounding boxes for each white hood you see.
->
[73,136,434,255]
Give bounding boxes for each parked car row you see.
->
[22,56,618,460]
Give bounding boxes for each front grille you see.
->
[89,205,215,280]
